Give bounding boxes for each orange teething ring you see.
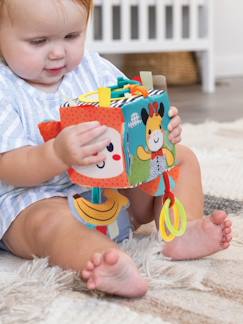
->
[128,85,149,97]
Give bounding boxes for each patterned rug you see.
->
[0,119,243,324]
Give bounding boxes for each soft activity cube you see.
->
[39,76,188,242]
[39,77,176,193]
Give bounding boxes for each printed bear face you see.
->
[141,102,164,152]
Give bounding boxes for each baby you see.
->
[0,0,232,298]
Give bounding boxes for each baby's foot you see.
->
[163,210,232,260]
[81,248,148,297]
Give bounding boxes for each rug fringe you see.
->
[0,258,75,324]
[231,214,243,247]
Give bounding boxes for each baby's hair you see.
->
[0,0,93,60]
[0,0,93,20]
[78,0,93,20]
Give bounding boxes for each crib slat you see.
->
[189,0,198,40]
[138,0,148,42]
[173,0,182,40]
[156,0,166,41]
[121,0,130,41]
[102,0,112,42]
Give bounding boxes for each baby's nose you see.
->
[48,44,65,60]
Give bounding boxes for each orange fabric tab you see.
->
[38,121,62,141]
[168,165,180,181]
[139,177,160,196]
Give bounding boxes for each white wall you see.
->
[214,0,243,77]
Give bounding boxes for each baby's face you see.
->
[0,0,87,92]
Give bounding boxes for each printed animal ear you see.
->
[141,108,149,125]
[158,103,164,117]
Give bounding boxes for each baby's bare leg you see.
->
[151,144,204,229]
[124,144,232,260]
[156,144,232,259]
[120,188,156,229]
[2,197,147,297]
[121,144,204,228]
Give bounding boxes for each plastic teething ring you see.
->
[159,199,179,241]
[128,85,149,97]
[164,198,187,236]
[159,198,187,241]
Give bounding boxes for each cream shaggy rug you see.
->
[0,119,243,324]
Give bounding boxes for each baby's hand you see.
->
[53,121,110,167]
[167,106,182,144]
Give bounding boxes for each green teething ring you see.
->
[160,200,179,241]
[164,198,187,237]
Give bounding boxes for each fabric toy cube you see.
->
[39,77,176,193]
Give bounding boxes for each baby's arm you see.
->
[0,122,110,187]
[167,106,182,144]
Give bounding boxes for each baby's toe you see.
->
[82,269,92,280]
[87,278,97,290]
[223,227,231,235]
[221,241,230,249]
[224,219,232,228]
[86,260,95,271]
[91,253,103,267]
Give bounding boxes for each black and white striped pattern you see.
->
[63,89,165,108]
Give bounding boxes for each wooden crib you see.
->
[86,0,214,93]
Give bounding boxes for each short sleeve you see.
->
[0,91,34,154]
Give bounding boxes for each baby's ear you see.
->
[141,108,149,125]
[158,103,164,118]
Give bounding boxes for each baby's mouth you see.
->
[45,66,65,75]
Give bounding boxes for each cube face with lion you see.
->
[39,79,175,189]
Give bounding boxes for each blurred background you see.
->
[86,0,243,123]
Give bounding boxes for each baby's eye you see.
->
[148,129,152,135]
[65,32,80,40]
[29,38,47,46]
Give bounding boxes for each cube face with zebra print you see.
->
[39,78,175,191]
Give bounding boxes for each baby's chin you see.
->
[25,77,64,92]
